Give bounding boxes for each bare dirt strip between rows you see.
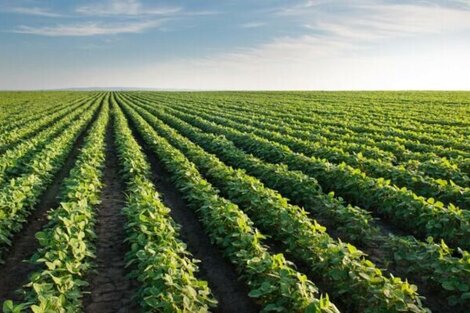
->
[0,101,102,302]
[83,118,138,313]
[125,109,260,313]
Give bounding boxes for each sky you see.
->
[0,0,470,90]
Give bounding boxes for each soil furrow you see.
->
[83,119,137,313]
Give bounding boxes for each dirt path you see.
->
[126,114,259,313]
[83,121,137,313]
[0,107,99,302]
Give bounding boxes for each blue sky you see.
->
[1,0,470,90]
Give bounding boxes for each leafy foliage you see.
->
[6,95,110,311]
[119,97,339,313]
[0,96,102,261]
[153,100,470,251]
[122,97,428,313]
[112,96,217,312]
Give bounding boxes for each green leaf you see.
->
[248,288,266,298]
[442,281,455,291]
[3,300,14,313]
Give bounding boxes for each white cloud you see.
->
[4,7,62,17]
[106,39,470,90]
[240,22,266,28]
[3,33,470,90]
[75,0,181,16]
[179,10,221,16]
[8,0,218,38]
[13,20,161,36]
[3,1,470,90]
[276,0,332,16]
[300,3,470,43]
[73,3,469,90]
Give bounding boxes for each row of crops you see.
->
[0,90,468,312]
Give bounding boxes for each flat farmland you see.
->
[0,91,468,313]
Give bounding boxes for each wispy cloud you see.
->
[296,2,470,43]
[7,0,219,37]
[13,20,161,37]
[75,0,181,16]
[240,22,266,29]
[3,6,62,17]
[115,1,470,90]
[179,10,221,16]
[3,0,470,90]
[276,0,330,16]
[112,32,470,90]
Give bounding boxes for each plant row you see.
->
[3,96,109,312]
[140,94,468,206]
[119,97,340,313]
[138,93,469,184]
[111,95,217,312]
[0,93,92,134]
[0,94,99,153]
[119,96,427,313]
[162,96,469,190]
[143,100,470,250]
[158,91,468,142]
[0,95,102,261]
[135,100,470,309]
[0,99,95,187]
[183,92,469,152]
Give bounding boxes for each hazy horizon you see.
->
[1,0,470,91]
[3,88,470,92]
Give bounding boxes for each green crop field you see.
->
[0,91,468,313]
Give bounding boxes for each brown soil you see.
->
[0,104,100,302]
[83,119,138,313]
